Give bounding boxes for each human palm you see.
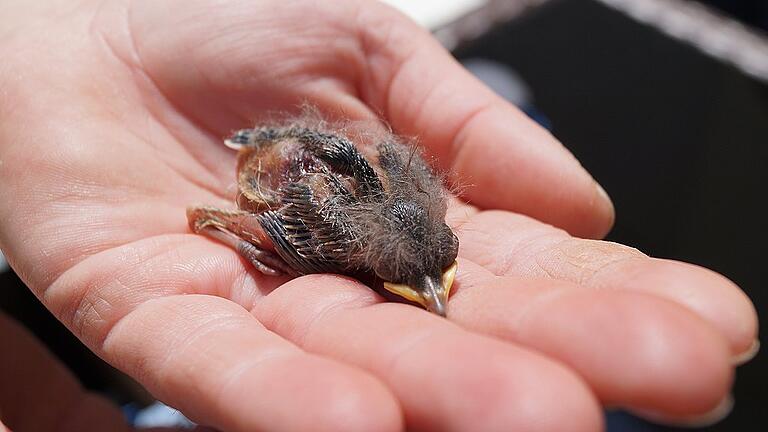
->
[0,1,757,431]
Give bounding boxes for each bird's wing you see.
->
[257,178,361,275]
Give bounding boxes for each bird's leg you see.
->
[202,226,293,276]
[186,206,295,276]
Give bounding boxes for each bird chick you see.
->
[187,116,459,316]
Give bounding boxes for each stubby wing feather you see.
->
[258,179,361,275]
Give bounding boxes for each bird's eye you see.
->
[388,199,420,222]
[439,227,459,269]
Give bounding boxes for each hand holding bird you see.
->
[0,1,757,431]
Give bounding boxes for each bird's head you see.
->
[360,196,459,316]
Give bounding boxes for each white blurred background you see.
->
[380,0,486,29]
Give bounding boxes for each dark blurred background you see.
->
[704,0,768,31]
[1,0,766,430]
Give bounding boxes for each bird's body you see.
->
[187,118,459,315]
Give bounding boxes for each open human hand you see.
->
[0,1,757,431]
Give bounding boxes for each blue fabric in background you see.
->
[124,402,195,429]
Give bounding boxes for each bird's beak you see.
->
[383,261,458,317]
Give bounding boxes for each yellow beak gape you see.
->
[382,261,458,312]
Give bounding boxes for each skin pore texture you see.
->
[0,1,758,431]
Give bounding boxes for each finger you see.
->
[448,260,733,418]
[39,235,402,432]
[254,275,603,432]
[354,4,614,239]
[454,209,759,359]
[0,312,165,432]
[102,295,402,432]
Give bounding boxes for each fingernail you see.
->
[596,182,611,203]
[631,393,734,428]
[595,182,615,234]
[731,338,760,366]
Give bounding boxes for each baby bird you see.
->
[187,117,459,316]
